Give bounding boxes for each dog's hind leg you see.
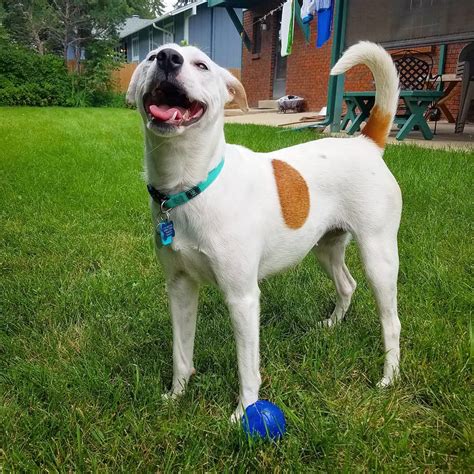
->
[313,230,357,328]
[357,232,400,387]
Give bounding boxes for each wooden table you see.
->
[435,74,462,123]
[342,90,444,140]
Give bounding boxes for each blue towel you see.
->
[316,0,333,48]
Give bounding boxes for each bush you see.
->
[0,43,127,108]
[0,44,72,106]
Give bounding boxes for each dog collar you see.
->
[147,158,224,211]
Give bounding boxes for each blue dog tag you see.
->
[158,220,175,246]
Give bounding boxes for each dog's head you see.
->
[126,44,248,137]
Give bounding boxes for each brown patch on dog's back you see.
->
[272,159,310,229]
[361,105,392,148]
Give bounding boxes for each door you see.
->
[273,12,287,99]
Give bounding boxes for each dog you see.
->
[127,41,402,421]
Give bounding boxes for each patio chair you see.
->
[393,50,438,92]
[454,42,474,134]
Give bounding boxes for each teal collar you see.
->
[147,158,225,211]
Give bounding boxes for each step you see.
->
[258,99,278,109]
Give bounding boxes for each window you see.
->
[162,22,174,44]
[131,36,139,62]
[149,28,154,51]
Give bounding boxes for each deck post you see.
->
[225,6,252,51]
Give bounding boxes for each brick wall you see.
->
[241,2,466,120]
[242,1,333,110]
[241,1,279,107]
[286,20,333,111]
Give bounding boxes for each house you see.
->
[209,0,473,124]
[118,1,243,72]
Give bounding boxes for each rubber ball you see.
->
[241,400,286,440]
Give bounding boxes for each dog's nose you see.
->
[156,48,184,74]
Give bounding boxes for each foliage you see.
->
[1,109,473,471]
[128,0,165,18]
[0,42,72,105]
[2,0,53,54]
[0,42,125,107]
[0,0,166,107]
[174,0,198,8]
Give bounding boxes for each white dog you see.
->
[127,41,402,421]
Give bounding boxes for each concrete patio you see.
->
[224,109,474,150]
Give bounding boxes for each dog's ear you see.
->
[126,63,144,105]
[220,67,249,112]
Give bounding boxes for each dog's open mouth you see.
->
[143,81,206,128]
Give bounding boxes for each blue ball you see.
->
[241,400,286,440]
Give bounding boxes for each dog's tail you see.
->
[331,41,399,149]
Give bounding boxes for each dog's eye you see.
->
[148,54,156,61]
[195,62,208,71]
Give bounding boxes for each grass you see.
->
[1,107,473,471]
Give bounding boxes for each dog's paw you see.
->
[317,317,335,328]
[162,385,186,401]
[230,405,245,424]
[161,391,179,402]
[376,377,392,388]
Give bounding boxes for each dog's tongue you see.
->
[149,104,184,121]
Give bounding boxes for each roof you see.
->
[208,0,255,7]
[119,1,208,39]
[118,16,156,38]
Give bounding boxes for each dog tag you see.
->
[157,220,175,246]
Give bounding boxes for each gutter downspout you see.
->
[184,4,198,43]
[152,23,174,36]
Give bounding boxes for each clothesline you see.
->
[252,3,285,26]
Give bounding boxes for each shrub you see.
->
[0,42,127,108]
[0,44,72,106]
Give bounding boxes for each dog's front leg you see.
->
[164,273,199,399]
[225,284,262,422]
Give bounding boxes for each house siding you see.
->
[189,6,212,55]
[121,5,242,69]
[174,15,185,43]
[212,6,243,68]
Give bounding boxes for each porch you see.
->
[224,110,474,150]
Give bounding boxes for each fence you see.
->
[112,63,137,92]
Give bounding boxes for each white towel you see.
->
[301,0,315,23]
[280,0,295,57]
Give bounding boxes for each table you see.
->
[436,74,462,123]
[342,90,444,140]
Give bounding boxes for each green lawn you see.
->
[1,107,473,471]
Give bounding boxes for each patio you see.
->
[224,109,474,150]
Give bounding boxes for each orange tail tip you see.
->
[361,105,393,148]
[331,42,399,150]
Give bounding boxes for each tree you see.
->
[44,0,131,65]
[2,0,53,54]
[128,0,164,18]
[174,0,196,9]
[2,0,162,63]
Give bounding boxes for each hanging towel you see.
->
[280,0,295,57]
[302,0,331,24]
[301,0,315,24]
[316,0,333,48]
